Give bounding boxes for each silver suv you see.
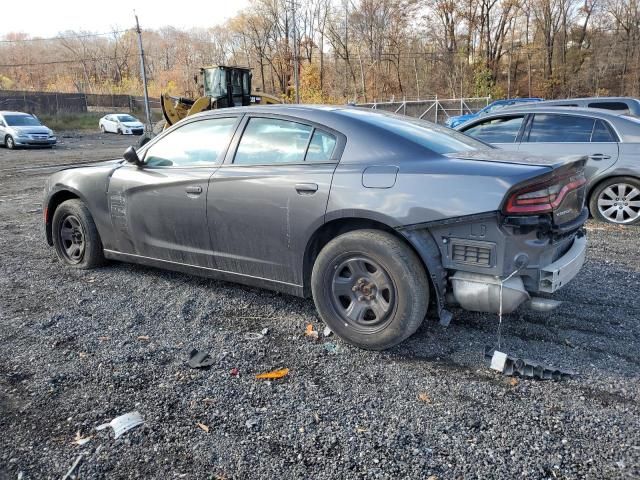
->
[0,111,57,149]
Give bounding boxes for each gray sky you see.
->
[2,0,249,37]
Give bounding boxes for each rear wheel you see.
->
[311,229,429,350]
[6,135,15,149]
[590,177,640,225]
[52,199,105,269]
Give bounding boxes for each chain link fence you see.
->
[0,90,160,116]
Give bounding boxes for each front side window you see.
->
[117,115,137,122]
[527,114,594,143]
[144,117,237,167]
[463,116,525,143]
[234,118,314,165]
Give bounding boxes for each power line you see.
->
[0,30,130,44]
[0,54,140,68]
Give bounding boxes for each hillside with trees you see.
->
[1,0,639,102]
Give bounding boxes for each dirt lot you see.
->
[1,132,639,479]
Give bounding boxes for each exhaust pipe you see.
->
[527,297,562,312]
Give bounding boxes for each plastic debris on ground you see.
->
[230,367,240,377]
[96,411,144,439]
[244,332,264,341]
[187,349,215,369]
[484,346,574,380]
[323,325,333,337]
[323,342,340,354]
[196,422,210,433]
[255,368,289,380]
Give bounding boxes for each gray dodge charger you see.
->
[44,106,588,349]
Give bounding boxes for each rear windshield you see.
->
[344,109,489,154]
[4,114,41,126]
[117,115,137,122]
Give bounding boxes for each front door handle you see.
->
[295,183,318,194]
[185,186,203,195]
[589,153,611,161]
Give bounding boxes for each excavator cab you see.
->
[202,66,252,108]
[160,65,282,131]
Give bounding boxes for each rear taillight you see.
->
[504,173,586,214]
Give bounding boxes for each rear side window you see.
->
[527,114,594,143]
[588,101,629,113]
[591,120,617,142]
[306,130,337,161]
[463,116,524,143]
[144,117,237,167]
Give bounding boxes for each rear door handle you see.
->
[185,186,203,195]
[295,183,318,194]
[589,153,611,161]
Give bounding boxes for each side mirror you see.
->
[123,146,142,166]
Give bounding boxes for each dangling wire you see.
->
[496,267,524,350]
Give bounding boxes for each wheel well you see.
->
[45,190,80,245]
[302,218,431,298]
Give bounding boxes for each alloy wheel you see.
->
[597,183,640,224]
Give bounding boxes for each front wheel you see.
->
[6,135,15,149]
[100,124,106,133]
[590,177,640,225]
[311,229,429,350]
[52,199,105,269]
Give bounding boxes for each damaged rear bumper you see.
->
[450,232,587,314]
[538,232,587,293]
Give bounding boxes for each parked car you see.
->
[99,114,144,135]
[44,106,588,349]
[445,98,543,128]
[456,106,640,225]
[513,97,640,117]
[0,111,57,149]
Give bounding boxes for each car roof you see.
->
[0,111,34,116]
[536,96,639,102]
[495,106,626,118]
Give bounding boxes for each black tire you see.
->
[589,176,640,226]
[52,199,105,269]
[311,229,429,350]
[6,135,16,149]
[117,128,123,135]
[100,124,106,133]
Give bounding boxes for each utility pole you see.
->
[291,0,300,104]
[135,12,153,134]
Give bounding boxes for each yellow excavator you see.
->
[161,65,282,128]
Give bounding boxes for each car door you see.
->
[0,116,6,143]
[207,115,342,286]
[517,113,619,180]
[458,114,526,150]
[104,115,115,132]
[107,116,241,267]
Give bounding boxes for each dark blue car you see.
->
[445,98,543,128]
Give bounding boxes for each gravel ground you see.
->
[1,133,639,479]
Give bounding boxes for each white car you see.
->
[99,114,144,135]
